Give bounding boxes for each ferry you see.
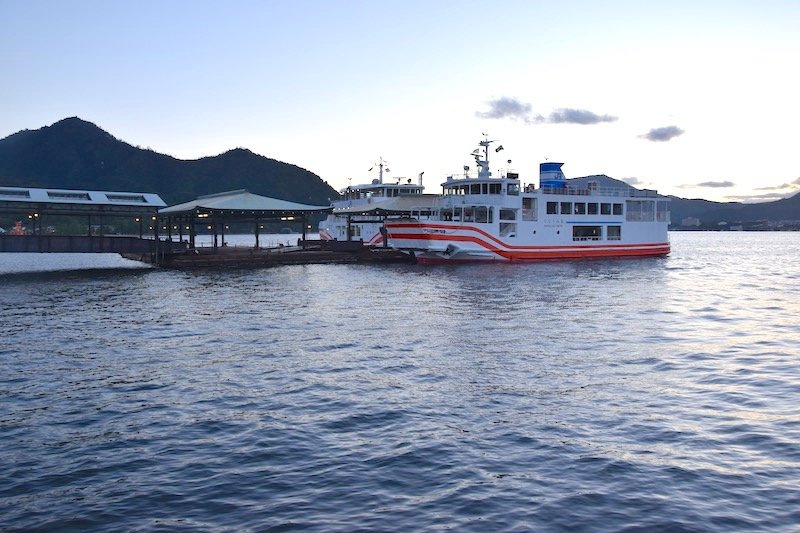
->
[385,137,670,263]
[319,158,436,246]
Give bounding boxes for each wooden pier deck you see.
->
[122,242,414,268]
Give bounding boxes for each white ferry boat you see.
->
[385,138,670,263]
[319,158,435,246]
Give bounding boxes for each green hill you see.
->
[568,174,799,226]
[0,117,339,206]
[667,194,800,225]
[1,118,796,226]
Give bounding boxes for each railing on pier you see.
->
[0,234,188,254]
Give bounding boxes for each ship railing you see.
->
[540,186,660,198]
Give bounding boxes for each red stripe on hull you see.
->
[388,228,669,262]
[412,245,669,263]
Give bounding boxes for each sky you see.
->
[2,0,799,203]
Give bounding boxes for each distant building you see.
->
[681,217,701,227]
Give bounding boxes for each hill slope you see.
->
[1,118,796,223]
[569,174,799,224]
[0,117,339,205]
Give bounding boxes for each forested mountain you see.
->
[1,118,796,225]
[0,117,339,205]
[569,174,799,226]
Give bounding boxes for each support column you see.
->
[213,219,218,250]
[255,217,260,249]
[153,215,160,265]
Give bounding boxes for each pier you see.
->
[124,240,413,268]
[1,186,414,268]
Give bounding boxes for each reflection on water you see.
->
[0,233,313,275]
[1,232,799,530]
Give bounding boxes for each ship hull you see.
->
[387,222,670,263]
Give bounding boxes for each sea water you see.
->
[1,232,799,531]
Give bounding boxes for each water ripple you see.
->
[1,233,800,530]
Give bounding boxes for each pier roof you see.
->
[160,190,331,216]
[0,185,165,215]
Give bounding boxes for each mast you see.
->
[475,133,493,179]
[377,157,389,184]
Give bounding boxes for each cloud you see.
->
[621,177,644,186]
[641,125,685,142]
[755,177,800,191]
[724,192,796,202]
[475,97,533,121]
[677,180,735,189]
[621,176,661,189]
[547,108,617,124]
[476,97,615,125]
[696,180,735,188]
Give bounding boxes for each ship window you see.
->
[608,225,621,240]
[500,208,517,221]
[489,183,501,194]
[601,203,611,215]
[475,206,489,223]
[587,203,599,215]
[522,197,537,221]
[613,203,623,215]
[560,202,572,215]
[574,202,586,214]
[500,222,516,237]
[626,200,655,221]
[573,225,602,241]
[546,202,558,214]
[453,207,462,221]
[463,207,474,222]
[656,201,670,222]
[507,183,520,196]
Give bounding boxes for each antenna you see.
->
[372,157,390,184]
